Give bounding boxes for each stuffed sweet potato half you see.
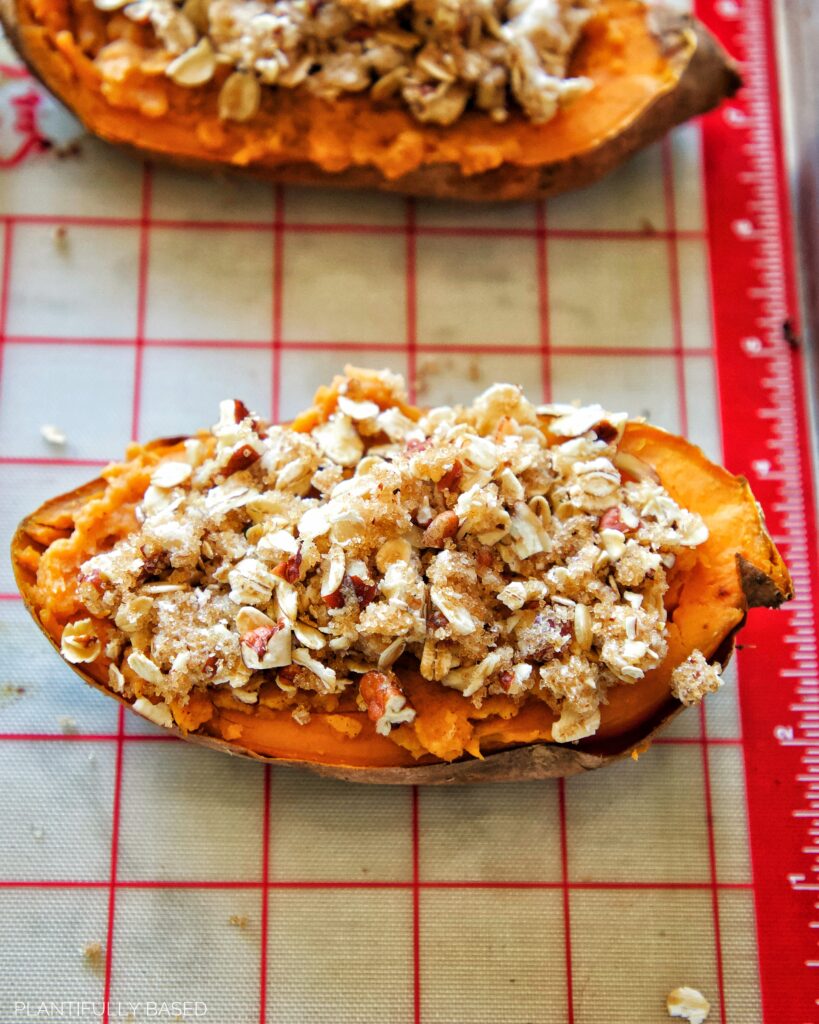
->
[13,368,790,783]
[1,0,739,199]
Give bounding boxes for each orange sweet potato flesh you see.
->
[595,424,791,740]
[0,0,740,200]
[11,414,791,784]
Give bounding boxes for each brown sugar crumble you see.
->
[82,941,105,974]
[670,649,722,706]
[65,367,712,748]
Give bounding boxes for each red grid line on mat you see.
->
[557,779,575,1024]
[271,186,285,425]
[260,181,285,1023]
[259,765,271,1024]
[130,166,153,443]
[0,878,755,892]
[700,703,728,1024]
[0,335,717,357]
[536,201,551,404]
[405,198,418,401]
[0,210,708,242]
[661,138,690,437]
[412,786,421,1024]
[662,129,727,1022]
[543,207,574,1021]
[0,455,110,467]
[101,162,152,1024]
[0,62,29,79]
[0,221,14,402]
[101,706,124,1024]
[405,195,421,1022]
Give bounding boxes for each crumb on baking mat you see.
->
[41,423,67,446]
[667,986,710,1024]
[82,941,105,974]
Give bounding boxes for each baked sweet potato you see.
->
[0,0,740,200]
[10,370,791,783]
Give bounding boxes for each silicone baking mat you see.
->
[0,1,817,1021]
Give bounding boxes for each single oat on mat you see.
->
[667,986,710,1024]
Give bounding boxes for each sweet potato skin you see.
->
[11,424,791,784]
[0,0,739,201]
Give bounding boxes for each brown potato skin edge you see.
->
[0,3,740,201]
[10,437,783,784]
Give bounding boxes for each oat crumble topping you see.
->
[91,0,604,125]
[669,650,722,706]
[68,368,715,747]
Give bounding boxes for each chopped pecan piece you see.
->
[240,618,291,671]
[359,670,415,736]
[345,23,374,40]
[223,398,265,435]
[498,670,515,693]
[598,507,636,534]
[438,460,463,492]
[231,399,251,423]
[593,422,619,444]
[475,546,494,568]
[139,546,170,579]
[242,625,277,660]
[427,608,448,631]
[222,443,261,476]
[322,588,345,609]
[421,510,459,548]
[405,438,432,454]
[78,568,105,593]
[350,575,378,608]
[273,549,302,584]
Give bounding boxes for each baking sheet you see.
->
[0,4,787,1022]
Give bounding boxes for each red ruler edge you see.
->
[698,1,819,1021]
